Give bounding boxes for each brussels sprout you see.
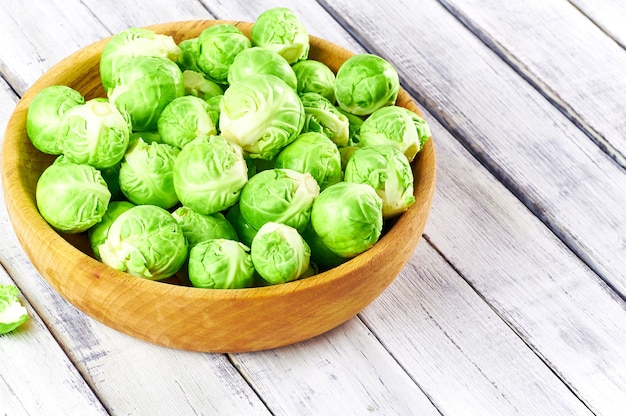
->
[301,225,346,271]
[172,206,238,248]
[239,168,319,233]
[225,204,258,247]
[251,222,311,284]
[344,146,415,218]
[26,85,84,155]
[108,55,185,131]
[0,285,29,334]
[204,94,222,129]
[228,47,297,90]
[176,38,201,72]
[292,60,336,103]
[118,137,180,209]
[335,54,399,116]
[311,182,383,258]
[36,157,111,233]
[251,7,309,64]
[157,95,218,149]
[300,92,349,147]
[99,205,188,280]
[99,163,124,201]
[275,132,342,190]
[58,98,130,169]
[129,130,164,144]
[88,200,135,259]
[196,24,251,84]
[337,108,364,146]
[173,135,248,215]
[182,70,224,99]
[357,105,431,162]
[100,27,182,92]
[188,239,255,289]
[219,74,305,160]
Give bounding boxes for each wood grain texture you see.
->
[569,0,626,48]
[438,0,626,167]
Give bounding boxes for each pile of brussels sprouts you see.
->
[27,7,431,289]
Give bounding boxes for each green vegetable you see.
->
[300,92,350,147]
[88,200,135,259]
[182,70,224,99]
[197,24,251,84]
[227,47,297,90]
[172,206,238,248]
[275,132,342,191]
[188,239,255,289]
[100,27,182,92]
[204,94,222,129]
[292,60,336,103]
[251,7,309,64]
[239,168,319,233]
[219,74,305,160]
[301,225,346,271]
[118,137,180,209]
[99,205,188,280]
[176,38,201,72]
[344,146,415,218]
[157,95,218,149]
[36,157,111,233]
[173,135,248,215]
[58,98,131,169]
[335,54,399,116]
[108,55,185,131]
[357,105,430,162]
[26,85,84,155]
[225,204,258,247]
[251,222,311,284]
[311,182,383,258]
[0,285,29,334]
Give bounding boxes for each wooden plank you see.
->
[317,0,626,297]
[569,0,626,49]
[0,245,107,415]
[436,0,626,167]
[311,0,626,414]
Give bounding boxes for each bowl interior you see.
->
[1,20,436,352]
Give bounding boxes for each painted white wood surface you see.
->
[570,0,626,49]
[2,0,626,415]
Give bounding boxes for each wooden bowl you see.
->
[1,21,436,352]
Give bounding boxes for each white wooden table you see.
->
[1,0,625,415]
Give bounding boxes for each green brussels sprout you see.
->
[251,222,311,284]
[301,224,346,271]
[100,27,182,92]
[173,135,248,215]
[220,74,305,160]
[225,204,258,247]
[251,7,309,64]
[58,98,131,169]
[182,70,224,99]
[357,105,431,162]
[337,108,364,146]
[99,205,188,280]
[0,285,29,334]
[108,55,185,131]
[157,95,218,149]
[292,60,336,103]
[300,92,350,147]
[239,168,319,233]
[99,163,124,201]
[275,132,342,191]
[26,85,84,155]
[129,130,164,144]
[196,24,251,84]
[172,206,238,248]
[339,145,360,171]
[176,38,201,72]
[118,137,180,209]
[311,182,383,258]
[335,54,399,116]
[36,157,111,233]
[188,239,255,289]
[228,47,298,90]
[88,200,135,259]
[344,146,415,219]
[204,94,222,129]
